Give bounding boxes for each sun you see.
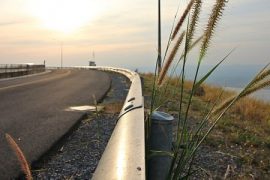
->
[28,0,105,33]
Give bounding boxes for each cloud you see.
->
[0,21,22,26]
[0,0,269,68]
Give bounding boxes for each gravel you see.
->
[31,73,130,180]
[191,145,241,179]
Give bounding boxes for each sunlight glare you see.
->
[28,0,105,33]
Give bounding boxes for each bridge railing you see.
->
[73,66,145,180]
[0,64,45,79]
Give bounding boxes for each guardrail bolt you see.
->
[148,111,174,180]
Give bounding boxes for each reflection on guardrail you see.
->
[0,64,45,79]
[70,66,145,180]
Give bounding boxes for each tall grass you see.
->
[147,0,270,179]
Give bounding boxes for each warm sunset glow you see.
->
[28,0,106,33]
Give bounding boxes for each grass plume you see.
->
[166,35,203,83]
[158,31,186,85]
[5,133,32,180]
[200,0,227,60]
[171,0,195,40]
[253,68,270,83]
[187,0,202,47]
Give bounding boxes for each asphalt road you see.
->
[0,69,111,179]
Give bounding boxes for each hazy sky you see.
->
[0,0,269,71]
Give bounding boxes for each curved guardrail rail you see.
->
[74,66,145,180]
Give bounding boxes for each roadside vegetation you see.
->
[143,73,270,178]
[146,0,270,179]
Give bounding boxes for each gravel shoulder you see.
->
[31,72,130,179]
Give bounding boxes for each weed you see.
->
[103,102,124,114]
[5,133,32,180]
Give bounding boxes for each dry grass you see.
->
[201,84,270,124]
[231,97,270,123]
[201,84,233,103]
[199,83,270,177]
[5,133,32,180]
[144,72,270,134]
[103,102,124,114]
[142,73,270,178]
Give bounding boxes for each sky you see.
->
[0,0,269,71]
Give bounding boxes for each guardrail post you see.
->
[148,111,174,180]
[5,64,8,78]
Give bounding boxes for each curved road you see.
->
[0,69,111,179]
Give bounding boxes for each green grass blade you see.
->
[194,48,235,89]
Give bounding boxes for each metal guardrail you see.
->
[73,66,145,180]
